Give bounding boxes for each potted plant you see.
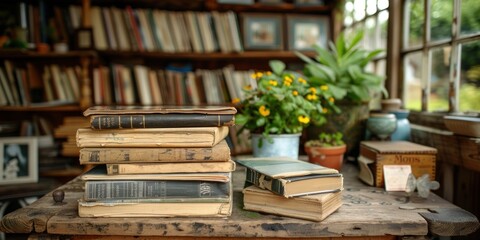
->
[295,31,388,159]
[235,60,340,159]
[304,132,346,170]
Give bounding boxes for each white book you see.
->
[102,7,118,50]
[0,68,14,105]
[148,69,163,105]
[4,60,20,105]
[196,12,215,53]
[60,69,76,102]
[133,65,152,105]
[222,65,238,100]
[152,10,175,53]
[91,6,108,50]
[65,67,80,101]
[211,11,228,53]
[175,12,192,52]
[227,11,243,52]
[42,66,54,102]
[111,7,131,50]
[68,5,81,29]
[167,12,184,52]
[186,71,200,105]
[50,65,67,101]
[120,66,136,105]
[184,11,203,53]
[92,68,102,105]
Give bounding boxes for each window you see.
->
[403,0,480,112]
[343,0,389,109]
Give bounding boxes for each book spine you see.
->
[79,145,230,164]
[90,114,235,129]
[106,161,235,174]
[245,168,285,196]
[84,180,229,201]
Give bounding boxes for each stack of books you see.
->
[236,157,344,222]
[75,105,237,217]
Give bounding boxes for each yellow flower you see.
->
[259,105,270,117]
[269,80,278,86]
[284,81,291,86]
[298,115,310,124]
[322,108,328,113]
[292,90,298,96]
[329,97,335,103]
[307,94,318,100]
[320,85,329,91]
[266,71,272,76]
[284,76,293,82]
[298,78,307,84]
[256,72,264,78]
[243,85,252,91]
[309,87,317,93]
[232,98,240,104]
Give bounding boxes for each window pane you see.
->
[344,0,355,26]
[429,47,451,111]
[366,0,377,15]
[354,0,366,21]
[405,0,424,48]
[461,0,480,36]
[430,0,452,41]
[459,41,480,112]
[378,10,388,51]
[365,17,376,50]
[403,52,423,111]
[378,0,389,10]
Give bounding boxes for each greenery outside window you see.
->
[403,0,480,112]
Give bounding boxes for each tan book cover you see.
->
[106,160,236,175]
[358,141,437,187]
[78,195,232,218]
[243,186,342,222]
[76,126,229,148]
[79,139,231,164]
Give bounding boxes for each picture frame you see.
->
[0,137,38,185]
[241,13,283,50]
[74,27,94,50]
[287,14,329,51]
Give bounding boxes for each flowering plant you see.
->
[235,60,340,139]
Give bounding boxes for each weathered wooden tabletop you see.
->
[1,162,478,239]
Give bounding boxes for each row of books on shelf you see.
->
[91,6,243,53]
[93,64,255,106]
[0,60,82,106]
[74,105,343,221]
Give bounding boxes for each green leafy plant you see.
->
[235,60,340,140]
[295,31,388,103]
[305,132,345,147]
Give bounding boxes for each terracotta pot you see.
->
[305,145,346,171]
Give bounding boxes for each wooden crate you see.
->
[359,141,437,187]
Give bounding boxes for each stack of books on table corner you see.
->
[236,157,344,222]
[75,105,237,218]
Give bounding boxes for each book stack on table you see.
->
[236,157,344,222]
[75,106,237,217]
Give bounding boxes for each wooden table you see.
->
[0,162,478,240]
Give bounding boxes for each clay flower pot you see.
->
[305,145,347,171]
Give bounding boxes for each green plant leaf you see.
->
[327,84,347,100]
[269,60,285,75]
[256,117,266,127]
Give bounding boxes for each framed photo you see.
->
[241,13,283,50]
[75,28,94,50]
[287,14,329,51]
[0,137,38,185]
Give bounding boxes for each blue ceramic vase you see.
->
[366,113,397,140]
[390,110,411,141]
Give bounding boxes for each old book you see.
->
[84,105,236,129]
[236,157,343,198]
[78,196,232,217]
[84,180,231,202]
[358,141,437,187]
[79,139,231,164]
[106,159,236,175]
[76,126,229,148]
[243,185,342,222]
[81,165,231,182]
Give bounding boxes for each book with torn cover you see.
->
[105,160,236,175]
[76,126,229,147]
[235,157,343,198]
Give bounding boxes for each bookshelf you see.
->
[0,0,335,156]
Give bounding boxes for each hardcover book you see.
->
[358,141,437,187]
[83,105,237,129]
[84,180,231,202]
[243,185,342,222]
[235,157,343,198]
[76,126,229,147]
[78,196,232,217]
[105,160,236,175]
[79,139,231,164]
[81,165,231,182]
